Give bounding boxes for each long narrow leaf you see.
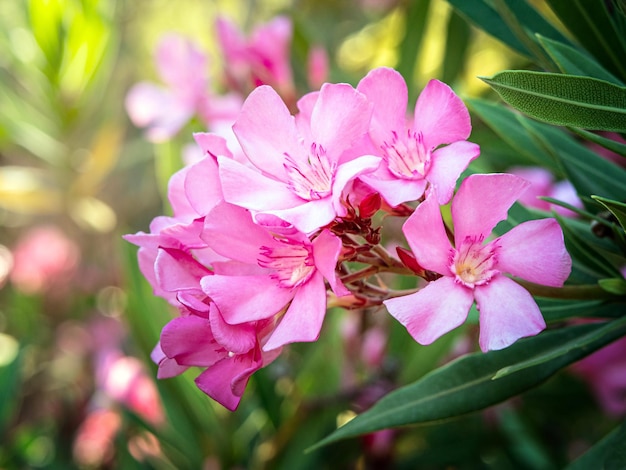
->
[570,128,626,158]
[310,322,618,450]
[481,71,626,131]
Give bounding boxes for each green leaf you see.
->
[544,0,626,81]
[598,278,626,295]
[396,0,431,91]
[538,298,626,322]
[441,9,471,85]
[566,421,626,470]
[591,195,626,231]
[492,315,626,379]
[571,128,626,158]
[309,322,619,450]
[536,35,623,85]
[446,0,531,57]
[481,71,626,132]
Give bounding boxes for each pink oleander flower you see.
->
[216,15,296,106]
[200,201,349,351]
[384,173,572,351]
[152,303,281,411]
[10,225,79,294]
[307,45,329,90]
[356,67,480,207]
[509,166,582,217]
[125,33,242,142]
[218,82,380,234]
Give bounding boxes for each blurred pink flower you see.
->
[125,34,241,142]
[571,336,626,417]
[216,15,296,106]
[10,225,79,294]
[384,173,572,351]
[356,67,480,207]
[509,166,582,217]
[307,45,329,90]
[73,408,122,468]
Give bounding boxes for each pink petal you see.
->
[151,343,188,378]
[474,275,546,351]
[307,45,329,89]
[427,141,480,205]
[384,276,474,345]
[184,156,223,216]
[357,67,408,145]
[265,198,337,235]
[452,173,531,244]
[195,349,261,411]
[359,172,427,208]
[155,34,208,93]
[495,218,571,287]
[193,132,234,159]
[154,247,211,292]
[201,202,275,264]
[200,274,294,324]
[218,155,302,211]
[232,85,302,178]
[402,191,453,274]
[312,229,349,296]
[160,316,224,367]
[263,271,327,350]
[413,79,471,150]
[331,155,382,214]
[209,304,257,354]
[310,83,372,160]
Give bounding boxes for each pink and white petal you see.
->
[413,79,471,150]
[202,201,275,264]
[402,192,453,274]
[151,343,188,378]
[195,350,260,411]
[495,218,571,287]
[474,275,546,352]
[266,198,337,234]
[452,173,531,244]
[200,274,294,324]
[332,155,382,212]
[359,173,427,208]
[384,277,474,345]
[232,85,303,177]
[310,83,373,159]
[209,304,257,354]
[263,272,327,350]
[357,67,409,145]
[295,91,318,142]
[160,316,224,367]
[313,229,349,296]
[155,34,207,93]
[155,247,211,292]
[427,141,481,205]
[166,166,197,219]
[193,132,234,159]
[218,155,302,211]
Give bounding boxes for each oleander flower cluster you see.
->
[125,66,572,410]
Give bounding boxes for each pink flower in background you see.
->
[219,83,380,234]
[216,15,296,106]
[356,67,480,207]
[509,166,582,217]
[571,336,626,417]
[384,173,572,351]
[200,202,349,351]
[307,45,329,90]
[10,225,79,294]
[125,34,241,142]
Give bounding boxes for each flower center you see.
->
[284,143,335,201]
[450,236,499,288]
[258,238,315,288]
[382,129,431,180]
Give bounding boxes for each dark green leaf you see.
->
[396,0,430,93]
[566,421,626,469]
[441,9,471,85]
[571,128,626,158]
[538,298,626,322]
[492,315,626,379]
[598,278,626,295]
[537,35,623,85]
[544,0,626,81]
[310,322,620,450]
[481,71,626,132]
[446,0,531,57]
[591,195,626,231]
